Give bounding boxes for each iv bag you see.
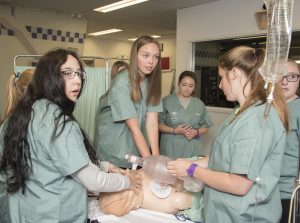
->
[259,0,294,83]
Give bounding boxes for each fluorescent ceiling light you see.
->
[128,35,161,41]
[94,0,148,13]
[233,35,266,41]
[295,60,300,64]
[88,29,122,36]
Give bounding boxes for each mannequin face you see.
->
[178,76,195,98]
[280,61,300,102]
[137,43,160,77]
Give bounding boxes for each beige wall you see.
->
[0,5,87,117]
[0,3,177,118]
[83,37,132,60]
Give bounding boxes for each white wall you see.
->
[176,0,300,74]
[176,0,300,153]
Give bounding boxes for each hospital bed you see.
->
[88,199,195,223]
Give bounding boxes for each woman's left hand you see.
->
[108,163,126,175]
[167,159,192,177]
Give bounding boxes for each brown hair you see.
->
[178,70,197,85]
[110,61,129,80]
[219,46,289,131]
[178,70,197,96]
[4,69,34,119]
[129,35,162,105]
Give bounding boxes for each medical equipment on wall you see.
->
[125,154,204,192]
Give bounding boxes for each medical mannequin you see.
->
[98,156,208,221]
[99,169,193,216]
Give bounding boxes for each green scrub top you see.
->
[0,120,10,223]
[159,94,213,159]
[204,103,286,223]
[93,71,163,168]
[279,97,300,199]
[6,99,90,223]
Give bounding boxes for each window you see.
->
[193,31,300,108]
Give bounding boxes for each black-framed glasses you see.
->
[280,73,300,82]
[61,69,86,79]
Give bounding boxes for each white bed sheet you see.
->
[88,199,194,223]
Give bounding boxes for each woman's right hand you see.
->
[125,169,142,192]
[174,124,192,135]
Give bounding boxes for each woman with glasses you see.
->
[93,36,162,169]
[279,59,300,223]
[0,49,141,223]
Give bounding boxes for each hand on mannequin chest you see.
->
[98,169,193,216]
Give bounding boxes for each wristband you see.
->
[187,163,198,177]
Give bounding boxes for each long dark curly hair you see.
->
[0,49,98,193]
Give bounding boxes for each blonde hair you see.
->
[219,46,289,131]
[129,35,162,105]
[4,69,34,119]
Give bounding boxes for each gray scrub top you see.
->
[279,97,300,199]
[93,71,162,168]
[0,120,10,223]
[159,94,213,159]
[204,103,286,223]
[6,99,90,223]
